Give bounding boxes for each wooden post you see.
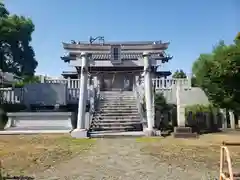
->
[0,160,3,180]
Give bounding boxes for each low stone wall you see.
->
[4,112,74,131]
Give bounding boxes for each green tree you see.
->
[236,32,240,41]
[191,76,198,87]
[172,69,187,78]
[0,2,38,77]
[14,75,41,87]
[192,40,240,113]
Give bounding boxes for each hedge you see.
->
[185,104,220,133]
[185,104,219,120]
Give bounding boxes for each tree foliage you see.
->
[236,32,240,41]
[0,2,37,76]
[192,39,240,112]
[172,69,187,78]
[14,75,41,87]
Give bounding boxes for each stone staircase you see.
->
[89,91,143,133]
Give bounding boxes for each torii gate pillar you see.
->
[143,52,155,136]
[71,52,90,138]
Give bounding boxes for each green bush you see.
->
[141,93,176,130]
[14,75,41,88]
[142,93,169,112]
[185,104,218,120]
[185,104,220,133]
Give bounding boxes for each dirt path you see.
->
[34,138,218,180]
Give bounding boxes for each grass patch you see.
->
[135,137,163,143]
[138,134,240,171]
[0,134,96,175]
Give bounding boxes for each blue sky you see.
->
[4,0,239,77]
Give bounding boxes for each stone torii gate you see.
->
[65,41,170,138]
[70,51,156,138]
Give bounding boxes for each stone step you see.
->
[101,95,134,97]
[92,119,141,123]
[100,107,138,110]
[101,101,136,104]
[100,104,137,107]
[100,107,137,110]
[101,96,135,99]
[102,98,135,101]
[90,126,136,131]
[93,116,141,122]
[100,100,136,103]
[99,109,139,113]
[100,105,137,108]
[100,103,136,105]
[89,131,145,138]
[99,110,138,113]
[101,91,134,94]
[101,93,134,95]
[92,122,142,127]
[96,115,140,119]
[98,112,139,116]
[101,95,135,97]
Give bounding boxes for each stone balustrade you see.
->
[0,77,191,105]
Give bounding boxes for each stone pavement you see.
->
[34,138,218,180]
[1,120,71,134]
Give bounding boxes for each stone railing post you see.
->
[176,80,186,127]
[220,109,227,130]
[187,74,192,89]
[229,110,235,129]
[67,77,71,88]
[40,75,45,83]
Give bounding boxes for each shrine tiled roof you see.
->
[61,52,165,62]
[92,52,164,60]
[62,41,170,51]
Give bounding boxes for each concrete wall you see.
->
[23,83,68,106]
[0,78,208,107]
[157,87,210,106]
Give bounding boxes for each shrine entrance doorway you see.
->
[99,72,134,91]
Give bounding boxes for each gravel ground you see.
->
[34,138,218,180]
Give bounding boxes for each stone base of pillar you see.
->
[143,128,156,136]
[173,127,198,138]
[71,129,88,138]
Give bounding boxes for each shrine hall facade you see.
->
[61,40,172,91]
